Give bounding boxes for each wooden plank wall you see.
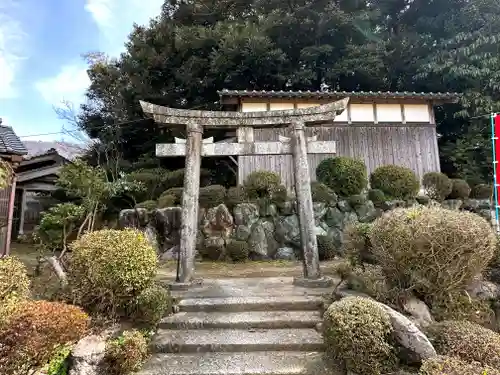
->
[237,125,440,190]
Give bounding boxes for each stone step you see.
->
[178,296,323,313]
[151,328,324,353]
[138,352,334,375]
[160,311,322,330]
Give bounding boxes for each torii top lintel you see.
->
[139,98,350,129]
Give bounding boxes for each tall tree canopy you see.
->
[78,0,500,185]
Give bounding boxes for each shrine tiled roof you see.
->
[0,125,28,156]
[218,89,460,102]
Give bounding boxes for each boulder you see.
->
[277,200,296,216]
[383,200,406,211]
[342,211,358,228]
[144,224,160,253]
[160,245,179,261]
[234,225,252,241]
[69,335,106,375]
[313,203,327,220]
[337,200,352,212]
[324,207,344,228]
[467,279,500,300]
[355,200,378,223]
[275,247,296,261]
[119,208,148,229]
[259,202,278,217]
[402,297,434,328]
[275,214,301,247]
[202,204,234,239]
[248,220,279,259]
[233,203,259,226]
[326,227,343,249]
[441,199,463,211]
[155,207,182,232]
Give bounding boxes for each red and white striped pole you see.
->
[492,113,500,232]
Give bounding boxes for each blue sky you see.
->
[0,0,164,142]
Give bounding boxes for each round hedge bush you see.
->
[226,240,249,262]
[157,194,177,208]
[343,223,374,267]
[161,188,183,204]
[370,165,420,200]
[104,330,148,375]
[199,185,226,208]
[425,320,500,369]
[317,235,336,260]
[225,186,248,209]
[127,284,173,328]
[323,297,397,375]
[471,184,492,199]
[311,182,337,205]
[0,256,30,304]
[244,171,281,199]
[370,206,496,299]
[316,157,368,197]
[135,200,157,211]
[68,229,158,314]
[422,172,452,202]
[419,355,500,375]
[368,189,386,207]
[0,300,89,374]
[448,179,471,199]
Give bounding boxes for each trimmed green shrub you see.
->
[346,265,391,303]
[316,157,368,197]
[199,243,225,261]
[47,345,71,375]
[348,194,367,207]
[135,200,157,211]
[104,330,149,375]
[68,229,158,316]
[370,165,420,200]
[471,184,492,199]
[225,186,248,209]
[416,195,431,205]
[311,182,337,205]
[244,171,281,199]
[0,256,30,305]
[317,235,336,261]
[430,292,495,329]
[199,185,226,208]
[226,240,249,262]
[368,189,386,207]
[128,284,173,328]
[161,188,183,204]
[343,223,374,267]
[323,297,397,375]
[425,320,500,369]
[448,179,471,199]
[422,172,452,202]
[157,194,177,208]
[271,185,289,205]
[370,206,496,300]
[419,355,500,375]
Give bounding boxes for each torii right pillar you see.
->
[291,120,333,288]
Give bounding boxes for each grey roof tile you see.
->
[0,125,28,155]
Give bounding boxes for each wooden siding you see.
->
[237,125,440,190]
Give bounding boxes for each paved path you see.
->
[138,277,343,375]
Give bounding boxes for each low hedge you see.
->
[370,165,420,200]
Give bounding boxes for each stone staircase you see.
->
[138,277,337,375]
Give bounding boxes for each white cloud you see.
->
[35,0,163,108]
[0,1,27,98]
[34,64,91,107]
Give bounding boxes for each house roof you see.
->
[218,89,460,102]
[0,125,28,155]
[22,141,86,161]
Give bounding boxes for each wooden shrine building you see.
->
[218,90,459,188]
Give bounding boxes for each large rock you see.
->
[154,207,182,233]
[119,208,148,229]
[324,207,344,228]
[467,279,500,300]
[248,220,279,259]
[275,214,301,247]
[277,200,296,216]
[144,224,160,253]
[313,203,327,220]
[234,225,252,241]
[337,200,352,212]
[69,335,106,375]
[275,247,296,261]
[342,211,358,228]
[402,297,434,328]
[202,204,234,239]
[441,199,463,211]
[355,200,378,223]
[233,203,259,226]
[326,227,343,249]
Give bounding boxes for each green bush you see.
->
[161,188,183,204]
[0,256,31,327]
[157,194,177,208]
[317,235,336,260]
[311,182,337,204]
[226,240,249,262]
[199,243,225,261]
[425,320,500,369]
[316,157,368,197]
[128,284,173,328]
[348,194,367,207]
[225,186,248,209]
[343,223,374,267]
[471,184,492,199]
[346,265,391,303]
[419,355,500,375]
[422,172,452,202]
[368,189,386,207]
[244,171,281,199]
[430,292,495,329]
[68,229,158,316]
[135,200,157,211]
[370,206,496,300]
[104,330,149,375]
[323,297,397,375]
[370,165,420,200]
[448,179,471,199]
[47,345,71,375]
[271,185,289,205]
[199,185,226,208]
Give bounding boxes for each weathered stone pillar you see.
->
[290,121,329,286]
[18,189,27,235]
[179,121,203,283]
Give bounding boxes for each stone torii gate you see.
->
[140,98,349,287]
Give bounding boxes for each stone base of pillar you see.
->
[167,281,200,291]
[293,276,334,288]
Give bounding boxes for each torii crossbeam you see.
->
[140,98,349,287]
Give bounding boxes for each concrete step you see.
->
[160,311,322,330]
[178,296,323,313]
[151,328,324,353]
[138,352,335,375]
